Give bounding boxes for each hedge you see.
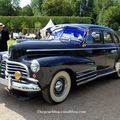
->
[0,16,91,33]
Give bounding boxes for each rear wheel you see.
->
[42,71,71,104]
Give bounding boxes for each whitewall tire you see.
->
[42,71,71,104]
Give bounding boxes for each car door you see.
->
[103,30,118,69]
[86,29,107,71]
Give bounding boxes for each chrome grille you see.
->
[1,60,29,80]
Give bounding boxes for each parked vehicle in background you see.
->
[13,32,20,39]
[0,24,120,104]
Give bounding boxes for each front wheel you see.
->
[42,71,71,104]
[115,62,120,78]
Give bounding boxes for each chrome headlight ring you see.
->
[30,60,40,73]
[2,53,9,60]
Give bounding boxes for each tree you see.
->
[31,0,43,16]
[12,0,21,7]
[20,5,34,16]
[97,5,120,30]
[35,22,42,30]
[79,0,94,16]
[0,0,15,16]
[41,0,73,16]
[21,22,29,34]
[93,0,115,17]
[65,0,80,16]
[12,0,21,15]
[0,0,22,16]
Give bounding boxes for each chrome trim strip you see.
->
[76,70,116,86]
[0,77,41,92]
[76,71,96,79]
[27,78,40,83]
[26,47,117,52]
[12,81,41,92]
[76,74,97,82]
[77,77,97,86]
[7,68,27,73]
[76,68,96,74]
[7,65,27,70]
[97,70,116,78]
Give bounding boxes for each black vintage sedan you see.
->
[0,24,120,104]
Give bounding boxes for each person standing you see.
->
[0,23,9,52]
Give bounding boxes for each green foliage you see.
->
[80,0,94,16]
[41,0,73,16]
[31,0,43,16]
[0,0,22,16]
[0,0,16,16]
[35,22,42,30]
[63,0,81,16]
[21,22,29,34]
[20,5,33,16]
[0,16,91,32]
[12,0,20,7]
[97,5,120,30]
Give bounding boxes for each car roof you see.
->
[54,24,114,32]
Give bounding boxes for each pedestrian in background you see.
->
[35,31,41,39]
[0,23,9,52]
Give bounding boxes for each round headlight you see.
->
[30,60,40,73]
[2,53,8,60]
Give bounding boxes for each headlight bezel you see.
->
[2,53,9,60]
[30,60,40,73]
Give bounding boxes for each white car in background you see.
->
[13,32,19,39]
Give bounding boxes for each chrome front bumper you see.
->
[0,58,41,92]
[0,77,41,92]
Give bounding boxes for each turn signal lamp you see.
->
[14,71,21,80]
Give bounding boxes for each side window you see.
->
[91,30,101,43]
[103,32,113,43]
[113,34,119,43]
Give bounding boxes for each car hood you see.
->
[11,39,81,50]
[9,39,82,59]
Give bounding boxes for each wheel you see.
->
[42,71,71,104]
[115,62,120,78]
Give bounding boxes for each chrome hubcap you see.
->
[55,80,64,93]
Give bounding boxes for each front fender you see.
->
[35,56,96,89]
[37,56,95,67]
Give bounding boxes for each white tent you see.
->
[40,19,55,38]
[41,19,55,31]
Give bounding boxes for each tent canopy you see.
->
[41,19,55,31]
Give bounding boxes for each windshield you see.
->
[47,27,86,41]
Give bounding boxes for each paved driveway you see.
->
[0,75,120,120]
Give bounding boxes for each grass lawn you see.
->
[7,40,16,48]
